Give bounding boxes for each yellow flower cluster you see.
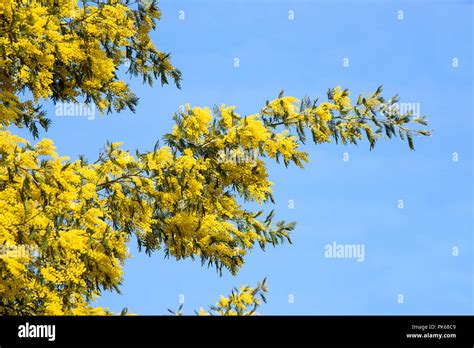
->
[197,279,268,316]
[309,102,336,143]
[172,106,213,142]
[0,85,430,314]
[0,129,128,315]
[0,0,180,132]
[332,86,352,110]
[263,96,302,122]
[0,0,432,317]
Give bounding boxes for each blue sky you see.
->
[16,0,473,314]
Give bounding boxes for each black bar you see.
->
[0,316,472,346]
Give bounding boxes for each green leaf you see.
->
[407,132,415,150]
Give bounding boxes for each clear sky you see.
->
[15,0,473,314]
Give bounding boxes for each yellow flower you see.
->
[218,296,230,307]
[332,86,352,110]
[240,292,254,305]
[198,307,209,316]
[220,104,236,128]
